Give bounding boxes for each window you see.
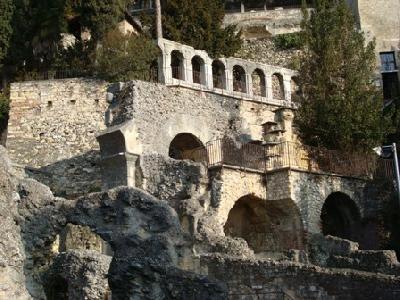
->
[382,72,400,101]
[380,52,397,72]
[380,51,400,101]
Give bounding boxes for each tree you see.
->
[146,0,241,57]
[93,29,159,82]
[295,0,392,151]
[67,0,131,41]
[0,0,14,66]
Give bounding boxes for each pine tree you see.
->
[295,0,392,151]
[68,0,131,40]
[159,0,241,57]
[0,0,14,66]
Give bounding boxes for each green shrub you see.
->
[93,30,160,82]
[273,32,303,50]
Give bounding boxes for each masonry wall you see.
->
[7,79,108,197]
[224,8,303,36]
[202,256,400,300]
[107,80,280,156]
[348,0,400,53]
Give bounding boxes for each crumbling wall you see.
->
[106,80,278,156]
[235,38,301,69]
[224,8,304,36]
[7,79,108,197]
[202,255,400,299]
[139,154,209,211]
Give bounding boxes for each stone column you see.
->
[283,75,292,102]
[246,73,253,96]
[205,61,213,89]
[225,68,233,92]
[159,50,172,84]
[266,74,273,101]
[99,153,140,190]
[184,53,192,84]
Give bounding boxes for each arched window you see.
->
[191,56,205,85]
[291,76,300,102]
[224,195,304,253]
[233,65,247,93]
[171,50,184,80]
[321,192,361,241]
[212,60,226,89]
[169,133,205,162]
[272,73,285,100]
[252,68,266,97]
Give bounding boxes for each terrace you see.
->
[186,138,394,180]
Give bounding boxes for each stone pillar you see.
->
[283,75,292,102]
[225,68,233,92]
[246,73,253,96]
[100,152,140,190]
[266,74,273,101]
[184,53,192,84]
[205,62,214,89]
[159,50,172,84]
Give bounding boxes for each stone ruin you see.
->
[1,39,400,299]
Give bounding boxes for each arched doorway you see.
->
[168,133,205,162]
[320,192,361,241]
[272,73,285,100]
[171,50,184,80]
[212,60,226,89]
[233,65,247,93]
[252,68,266,97]
[191,56,205,84]
[224,195,304,254]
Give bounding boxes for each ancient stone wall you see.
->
[289,171,368,234]
[139,154,209,211]
[106,80,279,157]
[211,167,266,225]
[224,8,303,36]
[7,79,108,197]
[235,38,301,69]
[202,255,400,299]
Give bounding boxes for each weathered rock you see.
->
[0,146,31,299]
[68,187,227,299]
[45,250,112,300]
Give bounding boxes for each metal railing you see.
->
[15,68,159,83]
[229,290,295,300]
[188,139,394,179]
[15,69,89,81]
[225,0,310,12]
[265,142,377,178]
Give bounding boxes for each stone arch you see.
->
[272,73,285,100]
[171,50,185,80]
[191,55,205,85]
[320,192,361,241]
[212,60,226,89]
[168,133,205,162]
[233,65,247,93]
[98,130,126,157]
[291,76,300,102]
[252,68,266,97]
[224,195,304,254]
